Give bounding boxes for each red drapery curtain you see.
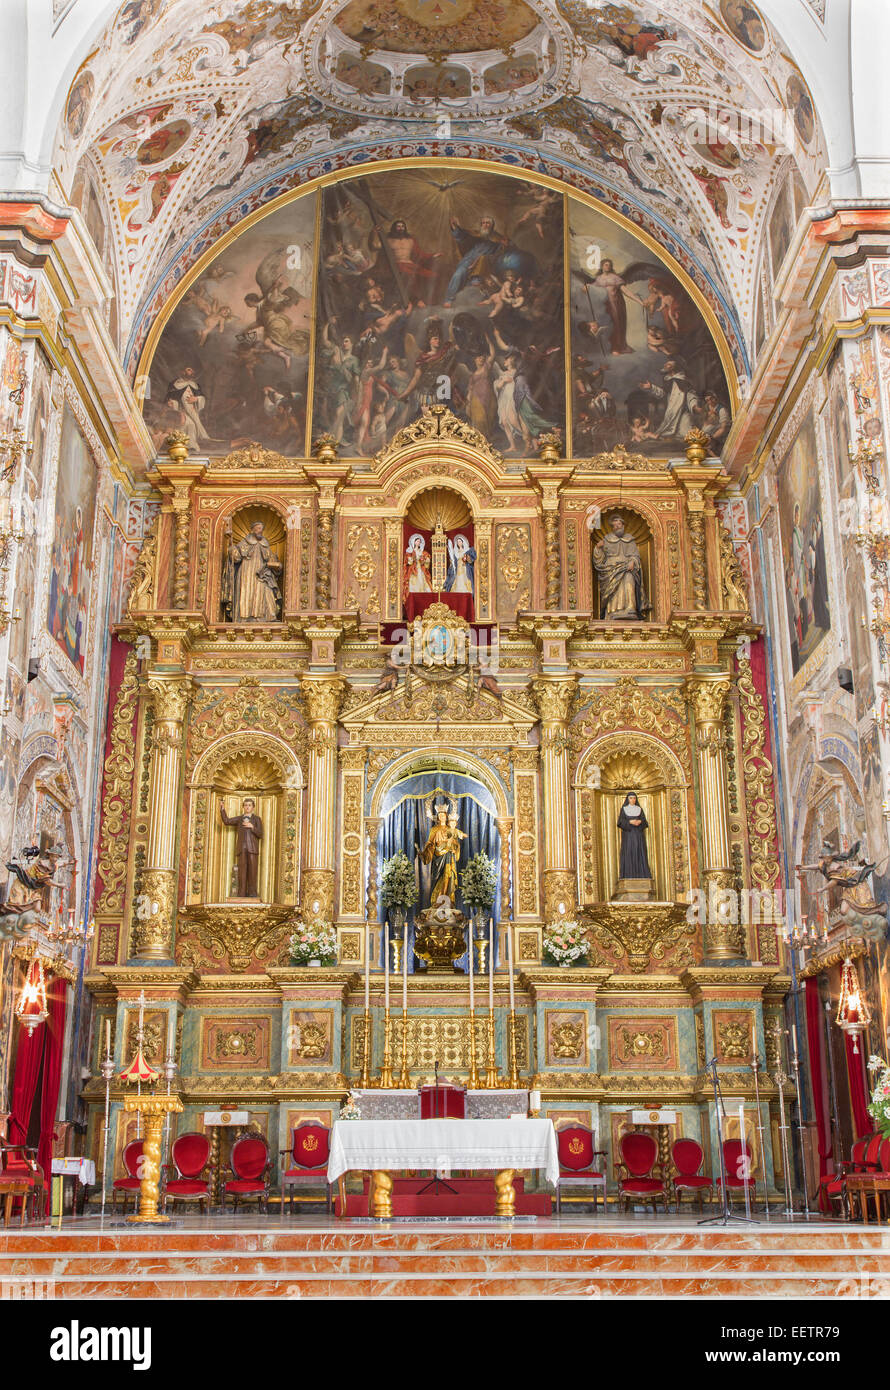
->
[7,1014,45,1151]
[805,978,832,1211]
[37,976,68,1178]
[844,1031,874,1139]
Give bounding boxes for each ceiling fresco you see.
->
[53,0,827,380]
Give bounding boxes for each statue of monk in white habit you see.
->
[591,513,651,621]
[222,520,283,621]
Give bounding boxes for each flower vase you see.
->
[309,958,321,968]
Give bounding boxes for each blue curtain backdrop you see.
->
[377,771,501,973]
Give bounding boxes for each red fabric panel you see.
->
[231,1137,267,1179]
[165,1179,208,1195]
[8,1011,46,1149]
[619,1131,657,1176]
[671,1138,705,1177]
[844,1032,874,1137]
[404,591,474,623]
[419,1084,466,1119]
[805,977,833,1211]
[172,1132,210,1177]
[37,977,68,1178]
[292,1124,330,1167]
[557,1127,594,1172]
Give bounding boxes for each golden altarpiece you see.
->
[83,410,790,1198]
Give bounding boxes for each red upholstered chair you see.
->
[555,1126,607,1213]
[281,1123,332,1214]
[671,1138,713,1213]
[819,1137,868,1216]
[223,1135,272,1213]
[716,1138,756,1206]
[162,1132,211,1212]
[0,1142,46,1225]
[616,1131,666,1214]
[419,1083,466,1119]
[112,1140,144,1215]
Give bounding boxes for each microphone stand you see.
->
[775,1069,795,1216]
[699,1058,757,1226]
[418,1058,456,1196]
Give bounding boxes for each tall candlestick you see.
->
[467,921,479,1088]
[166,1006,175,1056]
[488,918,494,1010]
[507,923,515,1012]
[105,1016,111,1058]
[384,922,390,1011]
[468,921,474,1011]
[364,924,370,1011]
[402,920,408,1013]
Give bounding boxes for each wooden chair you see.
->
[281,1123,332,1215]
[616,1132,666,1214]
[555,1126,607,1213]
[0,1142,46,1225]
[671,1138,713,1213]
[162,1132,211,1213]
[223,1135,272,1213]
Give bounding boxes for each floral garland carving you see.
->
[187,678,308,776]
[95,651,140,914]
[736,657,780,890]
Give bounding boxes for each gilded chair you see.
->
[616,1131,666,1214]
[223,1135,272,1213]
[162,1131,212,1213]
[670,1138,713,1213]
[281,1123,332,1214]
[555,1126,607,1213]
[112,1140,144,1215]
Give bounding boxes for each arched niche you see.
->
[185,733,304,907]
[575,734,689,905]
[588,505,656,624]
[402,484,477,621]
[216,502,287,624]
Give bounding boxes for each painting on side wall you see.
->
[143,195,316,455]
[47,404,98,675]
[568,202,730,455]
[768,184,793,283]
[777,411,830,676]
[313,168,565,457]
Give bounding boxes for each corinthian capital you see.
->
[531,675,578,725]
[146,676,193,725]
[300,674,347,724]
[684,674,732,726]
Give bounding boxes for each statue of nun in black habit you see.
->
[618,794,651,880]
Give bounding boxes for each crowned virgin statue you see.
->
[419,800,467,906]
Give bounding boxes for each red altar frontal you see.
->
[335,1176,551,1218]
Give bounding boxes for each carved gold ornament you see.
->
[177,904,293,973]
[95,652,140,916]
[717,1018,751,1060]
[736,657,780,891]
[587,903,694,973]
[620,1028,665,1060]
[551,1020,585,1059]
[374,405,504,469]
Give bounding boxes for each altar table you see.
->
[328,1118,559,1218]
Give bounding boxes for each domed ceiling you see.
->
[53,0,827,387]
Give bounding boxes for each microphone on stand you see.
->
[434,1058,440,1120]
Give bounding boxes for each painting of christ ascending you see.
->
[312,168,565,458]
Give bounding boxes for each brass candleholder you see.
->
[398,1008,410,1088]
[468,999,481,1090]
[506,1009,519,1088]
[360,1007,371,1088]
[485,1008,499,1088]
[379,1006,394,1088]
[391,937,402,974]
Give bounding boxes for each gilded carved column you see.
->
[134,674,193,959]
[495,816,513,920]
[365,815,382,924]
[531,676,578,920]
[150,432,205,612]
[301,674,346,922]
[676,431,726,614]
[526,455,574,612]
[685,673,740,959]
[310,436,351,611]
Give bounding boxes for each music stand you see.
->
[698,1058,758,1227]
[417,1062,458,1196]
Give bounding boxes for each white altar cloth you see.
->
[328,1118,559,1187]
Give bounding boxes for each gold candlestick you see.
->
[468,1007,481,1089]
[391,937,402,974]
[398,1008,410,1088]
[507,1008,519,1088]
[360,1007,371,1088]
[379,1006,394,1088]
[485,1007,499,1088]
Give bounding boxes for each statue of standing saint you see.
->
[220,797,263,898]
[419,802,466,906]
[592,514,651,620]
[221,521,283,622]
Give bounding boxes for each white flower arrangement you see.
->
[867,1055,890,1138]
[288,921,338,966]
[542,920,590,966]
